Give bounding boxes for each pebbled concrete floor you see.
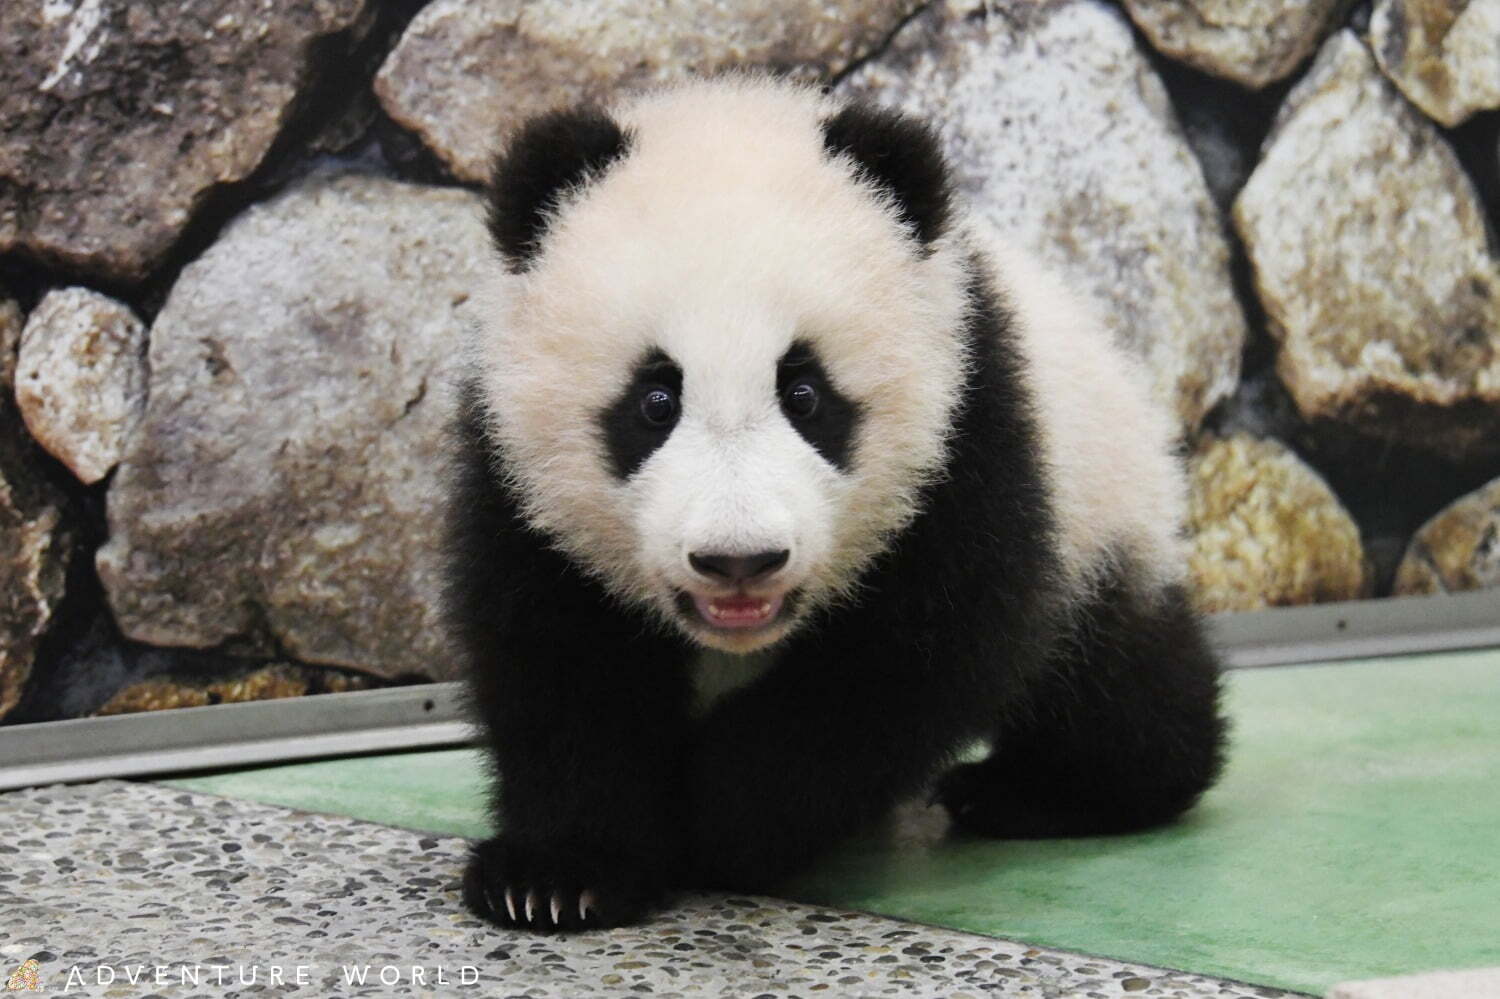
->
[1,781,1294,997]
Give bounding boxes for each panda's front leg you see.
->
[460,604,694,932]
[683,639,999,891]
[463,653,691,930]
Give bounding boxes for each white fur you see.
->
[976,237,1189,596]
[471,77,1187,663]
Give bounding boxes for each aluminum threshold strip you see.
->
[1,591,1496,791]
[1210,588,1500,669]
[0,683,474,791]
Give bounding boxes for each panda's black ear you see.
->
[487,106,632,270]
[821,103,952,247]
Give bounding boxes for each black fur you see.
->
[446,381,694,930]
[821,104,952,247]
[443,259,1228,928]
[776,342,860,472]
[601,350,684,479]
[936,568,1227,838]
[487,107,632,271]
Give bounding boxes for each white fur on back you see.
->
[978,233,1189,596]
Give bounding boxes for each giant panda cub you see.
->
[445,77,1226,932]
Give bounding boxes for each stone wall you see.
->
[3,0,1498,721]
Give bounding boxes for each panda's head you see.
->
[472,79,972,653]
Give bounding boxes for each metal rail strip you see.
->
[1,590,1496,791]
[0,683,473,791]
[1209,589,1500,668]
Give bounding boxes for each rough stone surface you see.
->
[1370,0,1500,127]
[374,0,922,183]
[0,0,372,282]
[841,0,1246,432]
[95,172,489,680]
[1394,477,1500,594]
[93,661,374,715]
[0,294,72,721]
[0,300,22,424]
[1234,31,1500,464]
[1123,0,1348,88]
[14,287,147,485]
[1188,433,1368,612]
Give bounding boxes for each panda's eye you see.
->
[639,386,678,428]
[782,379,820,420]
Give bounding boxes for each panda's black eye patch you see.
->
[777,342,859,472]
[601,350,682,479]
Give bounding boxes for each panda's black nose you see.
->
[689,549,790,584]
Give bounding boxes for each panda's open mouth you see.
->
[676,589,796,632]
[694,592,784,629]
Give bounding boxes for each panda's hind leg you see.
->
[937,565,1227,838]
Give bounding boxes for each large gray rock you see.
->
[373,0,922,183]
[15,287,147,485]
[0,0,372,283]
[1370,0,1500,127]
[1394,477,1500,595]
[841,0,1246,432]
[1234,31,1500,464]
[1,295,74,721]
[1122,0,1347,88]
[1188,433,1368,612]
[96,173,489,680]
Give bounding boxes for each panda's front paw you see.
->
[462,836,663,932]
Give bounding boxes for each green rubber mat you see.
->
[163,742,494,839]
[160,649,1500,995]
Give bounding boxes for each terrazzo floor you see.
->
[0,781,1292,998]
